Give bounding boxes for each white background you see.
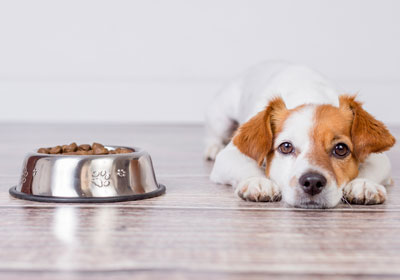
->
[0,0,399,124]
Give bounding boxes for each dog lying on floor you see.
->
[205,62,396,209]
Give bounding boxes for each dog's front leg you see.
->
[343,153,393,205]
[210,142,281,202]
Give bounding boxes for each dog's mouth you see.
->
[293,197,328,209]
[297,201,326,209]
[284,183,342,209]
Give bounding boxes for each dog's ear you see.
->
[339,95,396,162]
[233,97,287,166]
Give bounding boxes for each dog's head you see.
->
[233,95,396,208]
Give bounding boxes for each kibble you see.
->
[37,143,134,155]
[93,146,109,155]
[115,148,134,154]
[62,142,78,153]
[50,146,62,154]
[37,148,50,154]
[78,144,91,151]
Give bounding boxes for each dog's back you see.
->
[205,61,340,160]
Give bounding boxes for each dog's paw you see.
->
[236,177,281,202]
[343,178,387,205]
[204,142,224,161]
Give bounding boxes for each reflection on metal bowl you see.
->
[9,146,165,203]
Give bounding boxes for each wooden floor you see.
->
[0,123,399,280]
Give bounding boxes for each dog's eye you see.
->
[332,143,350,158]
[278,142,294,155]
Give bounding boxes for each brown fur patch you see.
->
[310,95,396,187]
[339,95,396,162]
[310,104,359,186]
[233,97,288,166]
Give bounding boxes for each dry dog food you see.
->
[37,143,134,155]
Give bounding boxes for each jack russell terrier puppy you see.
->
[205,62,396,209]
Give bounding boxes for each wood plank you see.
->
[1,207,400,276]
[3,271,400,280]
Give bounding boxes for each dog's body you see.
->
[205,62,395,208]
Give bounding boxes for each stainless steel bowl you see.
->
[9,146,165,203]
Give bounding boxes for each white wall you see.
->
[0,0,399,124]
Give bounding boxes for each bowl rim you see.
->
[30,145,144,157]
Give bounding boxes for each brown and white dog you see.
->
[205,62,396,209]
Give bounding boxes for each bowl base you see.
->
[9,185,166,203]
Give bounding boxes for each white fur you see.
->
[211,142,266,187]
[342,153,392,204]
[235,177,281,202]
[206,61,393,208]
[343,178,387,205]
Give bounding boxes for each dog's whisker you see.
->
[341,196,353,208]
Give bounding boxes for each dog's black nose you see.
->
[299,172,327,196]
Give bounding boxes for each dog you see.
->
[205,61,396,209]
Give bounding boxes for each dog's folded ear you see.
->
[339,95,396,162]
[233,97,287,166]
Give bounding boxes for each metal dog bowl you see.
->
[9,146,166,203]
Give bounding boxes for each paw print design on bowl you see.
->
[91,170,111,188]
[117,169,126,177]
[20,168,28,185]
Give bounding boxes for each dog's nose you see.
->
[299,172,327,196]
